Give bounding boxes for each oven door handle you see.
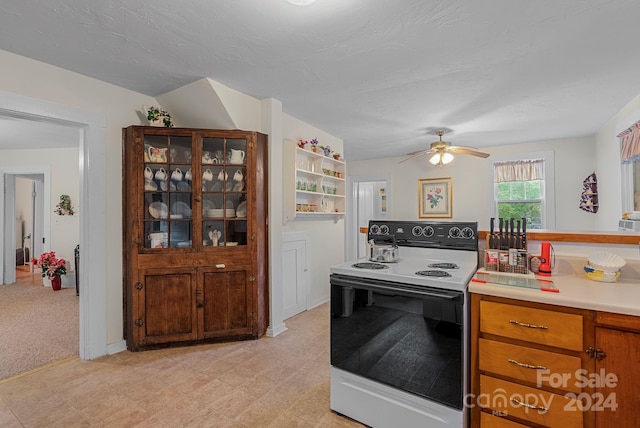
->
[330,275,462,301]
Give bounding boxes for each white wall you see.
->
[1,148,79,262]
[349,135,597,231]
[595,91,640,230]
[0,49,157,345]
[282,113,345,308]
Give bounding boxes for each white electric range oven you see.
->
[330,220,478,428]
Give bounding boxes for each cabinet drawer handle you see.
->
[510,398,547,412]
[508,359,547,370]
[509,319,548,329]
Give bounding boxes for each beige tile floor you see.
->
[0,303,366,427]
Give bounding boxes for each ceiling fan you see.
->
[399,130,490,166]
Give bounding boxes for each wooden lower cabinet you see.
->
[471,294,595,428]
[130,265,257,350]
[594,312,640,427]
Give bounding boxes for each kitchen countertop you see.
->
[469,256,640,316]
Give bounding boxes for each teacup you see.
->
[171,168,183,182]
[233,169,244,182]
[202,168,214,182]
[185,168,192,181]
[218,170,227,181]
[144,166,153,180]
[155,167,167,181]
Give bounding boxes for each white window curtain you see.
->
[619,120,640,163]
[493,159,544,183]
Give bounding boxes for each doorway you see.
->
[346,175,392,260]
[14,175,46,275]
[0,90,108,360]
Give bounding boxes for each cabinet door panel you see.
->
[595,327,640,427]
[139,271,197,344]
[200,268,254,338]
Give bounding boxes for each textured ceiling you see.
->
[1,0,640,160]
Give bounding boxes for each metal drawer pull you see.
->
[508,359,547,370]
[509,319,548,329]
[510,398,548,412]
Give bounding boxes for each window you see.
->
[493,159,546,229]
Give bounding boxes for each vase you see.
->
[51,276,62,291]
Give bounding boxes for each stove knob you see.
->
[370,224,380,234]
[412,226,422,237]
[422,226,434,237]
[449,227,461,238]
[462,227,474,239]
[380,225,389,235]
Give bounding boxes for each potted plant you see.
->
[309,138,320,153]
[297,139,308,149]
[332,152,342,160]
[31,251,68,291]
[146,106,173,127]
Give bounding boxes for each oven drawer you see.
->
[479,375,583,427]
[479,339,582,393]
[479,301,583,351]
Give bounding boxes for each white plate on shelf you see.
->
[232,181,244,191]
[171,201,192,218]
[202,200,216,211]
[236,201,247,218]
[226,242,239,246]
[149,202,168,219]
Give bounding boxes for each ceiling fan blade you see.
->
[446,146,490,158]
[397,149,435,164]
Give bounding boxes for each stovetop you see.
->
[331,220,479,291]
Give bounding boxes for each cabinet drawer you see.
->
[479,339,582,393]
[479,375,582,427]
[480,301,583,351]
[480,412,530,427]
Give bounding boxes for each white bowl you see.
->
[588,251,626,271]
[225,208,236,217]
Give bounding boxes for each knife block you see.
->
[485,236,529,274]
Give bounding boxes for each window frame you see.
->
[487,151,555,229]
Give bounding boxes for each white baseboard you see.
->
[308,295,329,310]
[266,322,287,337]
[106,340,127,355]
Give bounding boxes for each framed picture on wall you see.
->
[418,177,452,218]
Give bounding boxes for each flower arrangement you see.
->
[146,106,173,127]
[297,139,308,148]
[426,187,444,208]
[54,194,74,215]
[309,138,320,152]
[31,251,67,278]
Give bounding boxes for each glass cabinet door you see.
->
[201,136,248,247]
[143,134,193,249]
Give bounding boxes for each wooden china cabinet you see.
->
[122,126,268,351]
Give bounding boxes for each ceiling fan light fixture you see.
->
[429,152,454,166]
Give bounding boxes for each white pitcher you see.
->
[229,149,246,164]
[147,146,168,163]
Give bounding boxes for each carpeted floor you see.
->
[0,266,78,380]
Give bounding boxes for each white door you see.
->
[282,237,308,320]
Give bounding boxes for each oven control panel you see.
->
[368,220,478,250]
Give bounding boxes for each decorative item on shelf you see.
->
[309,138,319,153]
[31,251,67,291]
[297,139,308,149]
[146,106,173,127]
[54,194,74,215]
[321,145,331,157]
[332,152,342,160]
